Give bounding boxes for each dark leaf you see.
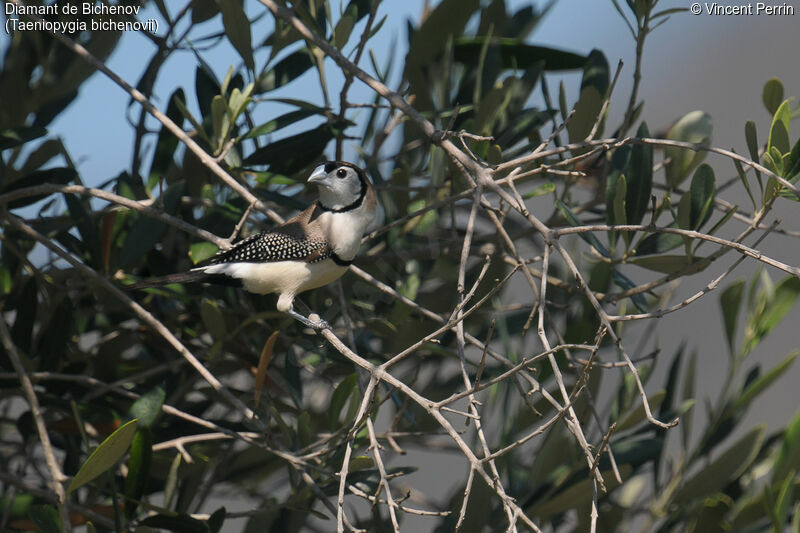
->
[720,279,745,355]
[218,0,254,72]
[612,270,648,312]
[627,122,653,226]
[244,108,325,140]
[0,126,47,151]
[119,181,184,268]
[192,0,219,24]
[28,505,61,533]
[3,168,77,210]
[453,37,586,71]
[195,65,220,121]
[124,427,152,519]
[141,513,210,533]
[688,163,715,230]
[329,374,357,430]
[148,89,185,191]
[243,121,352,174]
[256,49,314,93]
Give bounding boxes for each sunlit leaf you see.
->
[665,110,712,187]
[67,419,139,494]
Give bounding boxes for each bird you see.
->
[127,161,377,329]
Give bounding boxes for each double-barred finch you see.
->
[128,161,377,329]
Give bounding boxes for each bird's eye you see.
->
[336,168,347,178]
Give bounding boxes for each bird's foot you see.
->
[287,309,329,330]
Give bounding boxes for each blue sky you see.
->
[2,0,640,187]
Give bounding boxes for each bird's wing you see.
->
[207,204,333,265]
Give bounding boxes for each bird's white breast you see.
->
[198,260,347,310]
[317,207,374,260]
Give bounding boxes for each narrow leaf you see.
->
[218,0,254,72]
[67,419,139,494]
[254,331,279,408]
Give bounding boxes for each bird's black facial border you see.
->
[316,161,369,213]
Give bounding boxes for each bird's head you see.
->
[308,161,372,212]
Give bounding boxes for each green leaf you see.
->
[743,276,800,354]
[211,95,228,151]
[676,191,692,231]
[767,99,791,155]
[616,390,666,432]
[522,181,555,199]
[627,122,654,226]
[200,300,227,341]
[218,0,254,72]
[732,351,797,413]
[682,352,697,449]
[348,455,374,472]
[567,85,603,144]
[0,126,47,151]
[774,408,800,484]
[634,230,683,256]
[124,427,152,519]
[720,279,745,355]
[329,374,358,430]
[688,163,716,230]
[605,146,632,225]
[129,386,165,428]
[732,158,756,210]
[762,77,784,116]
[744,120,763,191]
[665,110,713,187]
[529,467,631,519]
[452,37,586,71]
[556,200,609,257]
[784,136,800,181]
[256,49,314,93]
[612,173,627,247]
[67,419,139,494]
[28,505,61,533]
[189,242,219,264]
[673,424,766,504]
[629,254,708,275]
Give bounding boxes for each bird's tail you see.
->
[124,269,243,291]
[124,271,211,290]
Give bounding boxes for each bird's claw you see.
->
[287,308,329,331]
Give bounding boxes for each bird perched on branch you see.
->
[128,161,377,329]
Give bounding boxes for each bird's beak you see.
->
[308,165,327,185]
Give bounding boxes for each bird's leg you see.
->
[286,307,329,330]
